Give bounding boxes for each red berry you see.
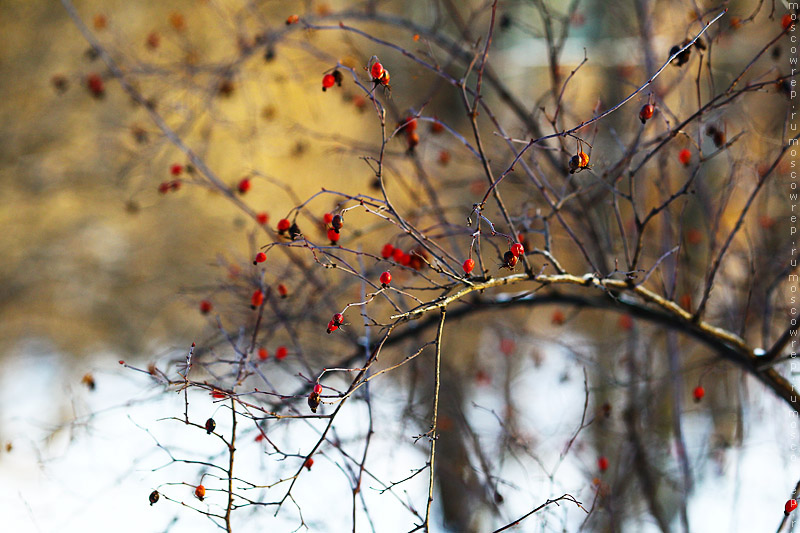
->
[406,132,419,150]
[693,385,705,402]
[170,163,183,176]
[327,228,340,243]
[86,73,104,97]
[286,14,299,25]
[251,289,264,309]
[304,457,314,470]
[678,148,691,166]
[392,247,404,262]
[618,314,633,331]
[400,116,417,133]
[275,346,288,360]
[786,499,798,515]
[323,213,334,225]
[118,360,125,365]
[400,253,411,266]
[199,300,212,314]
[277,218,291,233]
[277,283,288,298]
[510,243,524,258]
[255,433,264,442]
[370,61,384,80]
[462,258,475,274]
[322,73,336,90]
[194,485,205,501]
[158,182,171,194]
[254,252,267,264]
[783,13,795,30]
[639,103,654,123]
[256,212,269,225]
[211,390,225,399]
[332,313,344,326]
[313,383,322,394]
[326,320,338,334]
[237,178,251,194]
[431,120,444,134]
[381,243,394,258]
[597,456,609,472]
[258,347,268,360]
[379,271,392,286]
[551,309,565,325]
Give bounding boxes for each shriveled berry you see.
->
[149,490,160,506]
[331,214,343,232]
[205,418,216,434]
[502,251,517,269]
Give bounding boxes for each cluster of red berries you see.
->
[158,180,181,194]
[322,213,343,244]
[321,70,343,91]
[501,242,525,270]
[256,345,288,361]
[369,59,390,89]
[277,218,301,240]
[380,243,426,270]
[327,313,344,334]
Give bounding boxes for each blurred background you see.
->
[0,0,797,531]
